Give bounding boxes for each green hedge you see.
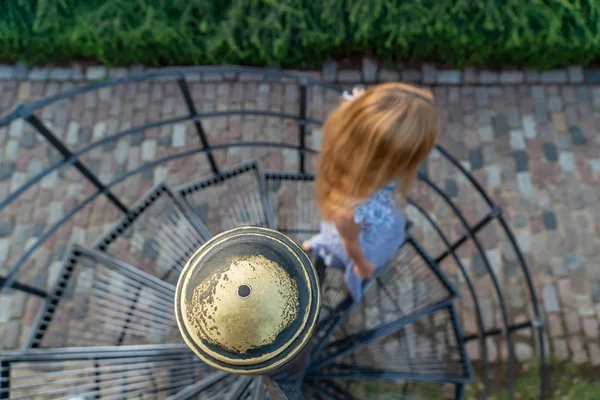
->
[1,0,599,69]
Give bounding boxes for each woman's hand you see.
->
[354,262,376,280]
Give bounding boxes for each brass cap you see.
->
[175,226,320,375]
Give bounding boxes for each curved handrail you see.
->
[433,143,547,399]
[0,111,323,213]
[417,173,517,398]
[0,66,343,123]
[405,196,490,399]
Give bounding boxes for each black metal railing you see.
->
[0,67,546,399]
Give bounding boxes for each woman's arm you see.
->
[333,210,375,279]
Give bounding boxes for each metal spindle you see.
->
[298,79,308,173]
[176,78,219,175]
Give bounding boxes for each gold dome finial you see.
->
[175,227,320,375]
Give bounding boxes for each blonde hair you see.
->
[315,83,439,220]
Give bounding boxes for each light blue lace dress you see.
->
[309,183,406,302]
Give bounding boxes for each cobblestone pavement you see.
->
[0,64,599,367]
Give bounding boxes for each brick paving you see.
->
[0,64,599,368]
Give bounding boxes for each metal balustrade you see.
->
[0,67,546,399]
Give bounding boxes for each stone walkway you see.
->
[0,64,599,367]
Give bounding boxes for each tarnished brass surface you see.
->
[185,254,299,354]
[175,227,320,374]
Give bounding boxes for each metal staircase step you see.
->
[176,160,276,233]
[94,182,211,285]
[23,245,182,349]
[0,344,217,400]
[304,380,461,400]
[190,374,242,399]
[171,375,282,400]
[264,171,320,245]
[300,234,472,399]
[304,304,472,399]
[164,371,229,399]
[309,303,472,380]
[310,235,461,368]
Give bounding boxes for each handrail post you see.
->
[17,107,129,214]
[0,276,48,298]
[176,78,219,175]
[298,78,308,173]
[0,360,9,400]
[175,227,320,377]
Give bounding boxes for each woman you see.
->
[303,83,439,302]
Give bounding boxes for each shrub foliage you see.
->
[1,0,599,69]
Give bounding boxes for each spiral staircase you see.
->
[0,68,547,399]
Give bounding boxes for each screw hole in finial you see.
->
[238,284,252,298]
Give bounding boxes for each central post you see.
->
[175,226,321,377]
